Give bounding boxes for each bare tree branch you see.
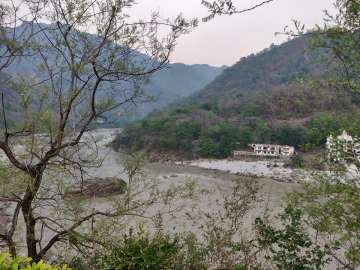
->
[202,0,275,21]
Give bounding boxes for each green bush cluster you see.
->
[198,124,252,158]
[117,109,360,158]
[255,206,330,270]
[89,206,334,270]
[0,253,71,270]
[96,229,207,270]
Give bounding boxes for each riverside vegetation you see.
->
[115,35,360,159]
[0,0,360,269]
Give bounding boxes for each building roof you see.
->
[250,144,293,148]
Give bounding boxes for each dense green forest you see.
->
[114,37,360,159]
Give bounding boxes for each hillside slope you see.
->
[194,37,325,100]
[114,36,360,159]
[124,63,224,122]
[1,23,223,126]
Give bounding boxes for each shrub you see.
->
[97,229,182,270]
[97,228,207,270]
[198,137,220,157]
[255,206,330,270]
[0,253,71,270]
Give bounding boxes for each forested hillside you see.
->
[194,37,324,100]
[1,23,223,127]
[115,36,360,159]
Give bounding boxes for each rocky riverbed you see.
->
[0,128,302,253]
[188,159,306,182]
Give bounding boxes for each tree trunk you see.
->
[1,235,17,257]
[9,241,17,257]
[8,240,16,256]
[21,170,44,262]
[22,197,38,260]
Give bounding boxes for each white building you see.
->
[233,144,295,158]
[250,144,295,157]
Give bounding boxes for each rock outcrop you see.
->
[65,177,127,198]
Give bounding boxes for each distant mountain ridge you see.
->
[0,22,224,126]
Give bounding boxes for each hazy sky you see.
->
[131,0,336,66]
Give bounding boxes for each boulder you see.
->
[65,177,127,198]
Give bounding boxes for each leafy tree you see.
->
[201,102,219,113]
[147,118,170,132]
[196,178,260,269]
[255,206,330,270]
[177,122,202,140]
[253,119,272,143]
[198,137,219,157]
[306,113,341,147]
[237,127,252,148]
[287,178,360,270]
[309,0,360,92]
[274,126,306,148]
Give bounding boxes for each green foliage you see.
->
[306,112,341,147]
[287,178,360,269]
[301,111,360,150]
[0,253,71,270]
[200,102,219,113]
[198,136,219,157]
[253,119,272,143]
[274,126,306,148]
[114,33,360,158]
[98,231,180,270]
[308,0,360,92]
[117,108,360,158]
[255,206,330,270]
[97,229,207,270]
[141,117,170,132]
[197,123,252,158]
[240,103,262,117]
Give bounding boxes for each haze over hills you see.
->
[123,62,224,122]
[1,23,224,126]
[115,36,360,159]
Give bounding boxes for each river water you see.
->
[82,129,301,233]
[0,128,301,255]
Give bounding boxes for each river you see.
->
[0,128,301,255]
